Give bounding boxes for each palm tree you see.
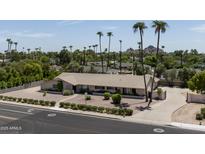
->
[62,46,67,51]
[83,47,86,65]
[69,45,73,52]
[14,42,18,51]
[107,32,113,71]
[27,48,31,53]
[119,40,122,73]
[174,50,184,67]
[88,45,91,50]
[97,32,104,73]
[133,22,149,102]
[6,38,11,52]
[92,45,95,52]
[10,41,13,51]
[148,20,168,106]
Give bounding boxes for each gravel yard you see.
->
[0,86,74,102]
[172,103,205,125]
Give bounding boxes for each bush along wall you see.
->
[0,95,56,107]
[59,102,133,116]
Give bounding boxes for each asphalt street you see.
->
[0,102,203,134]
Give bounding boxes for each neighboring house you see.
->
[41,73,159,96]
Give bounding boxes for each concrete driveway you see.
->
[125,87,191,124]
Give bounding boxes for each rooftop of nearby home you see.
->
[54,73,159,89]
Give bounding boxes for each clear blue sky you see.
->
[0,20,205,52]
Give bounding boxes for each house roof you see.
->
[55,73,159,89]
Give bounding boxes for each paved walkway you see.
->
[125,87,191,124]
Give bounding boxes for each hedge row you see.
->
[0,95,56,107]
[59,102,133,116]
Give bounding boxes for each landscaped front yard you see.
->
[62,94,157,114]
[0,86,159,114]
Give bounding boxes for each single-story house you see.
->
[41,73,159,96]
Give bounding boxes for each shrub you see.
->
[71,103,78,110]
[85,95,91,100]
[17,98,22,102]
[86,105,92,111]
[105,108,112,114]
[118,108,124,116]
[157,88,163,96]
[111,108,119,115]
[63,89,74,96]
[8,96,13,101]
[34,100,39,105]
[196,113,203,120]
[97,106,105,113]
[50,101,56,107]
[112,94,122,104]
[39,100,45,106]
[104,92,111,100]
[91,106,98,112]
[61,102,71,109]
[201,108,205,118]
[0,95,3,100]
[77,104,86,110]
[12,97,17,101]
[124,109,133,116]
[28,99,34,104]
[44,101,50,106]
[22,98,28,103]
[59,102,65,108]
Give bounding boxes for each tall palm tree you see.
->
[62,46,67,50]
[119,40,122,73]
[148,20,168,106]
[6,38,11,52]
[112,52,116,68]
[14,42,18,51]
[95,44,98,53]
[88,45,91,50]
[69,45,73,52]
[10,41,13,51]
[133,22,149,102]
[92,45,95,52]
[83,47,86,65]
[97,32,104,73]
[107,32,113,71]
[27,48,31,53]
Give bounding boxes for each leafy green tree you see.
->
[59,50,72,65]
[156,64,166,78]
[40,56,50,64]
[66,61,84,73]
[178,67,196,87]
[188,71,205,94]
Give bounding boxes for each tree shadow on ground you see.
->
[135,106,152,111]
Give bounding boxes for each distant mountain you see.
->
[144,45,164,53]
[125,45,164,54]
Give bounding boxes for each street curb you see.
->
[121,118,171,127]
[171,122,205,132]
[0,101,122,121]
